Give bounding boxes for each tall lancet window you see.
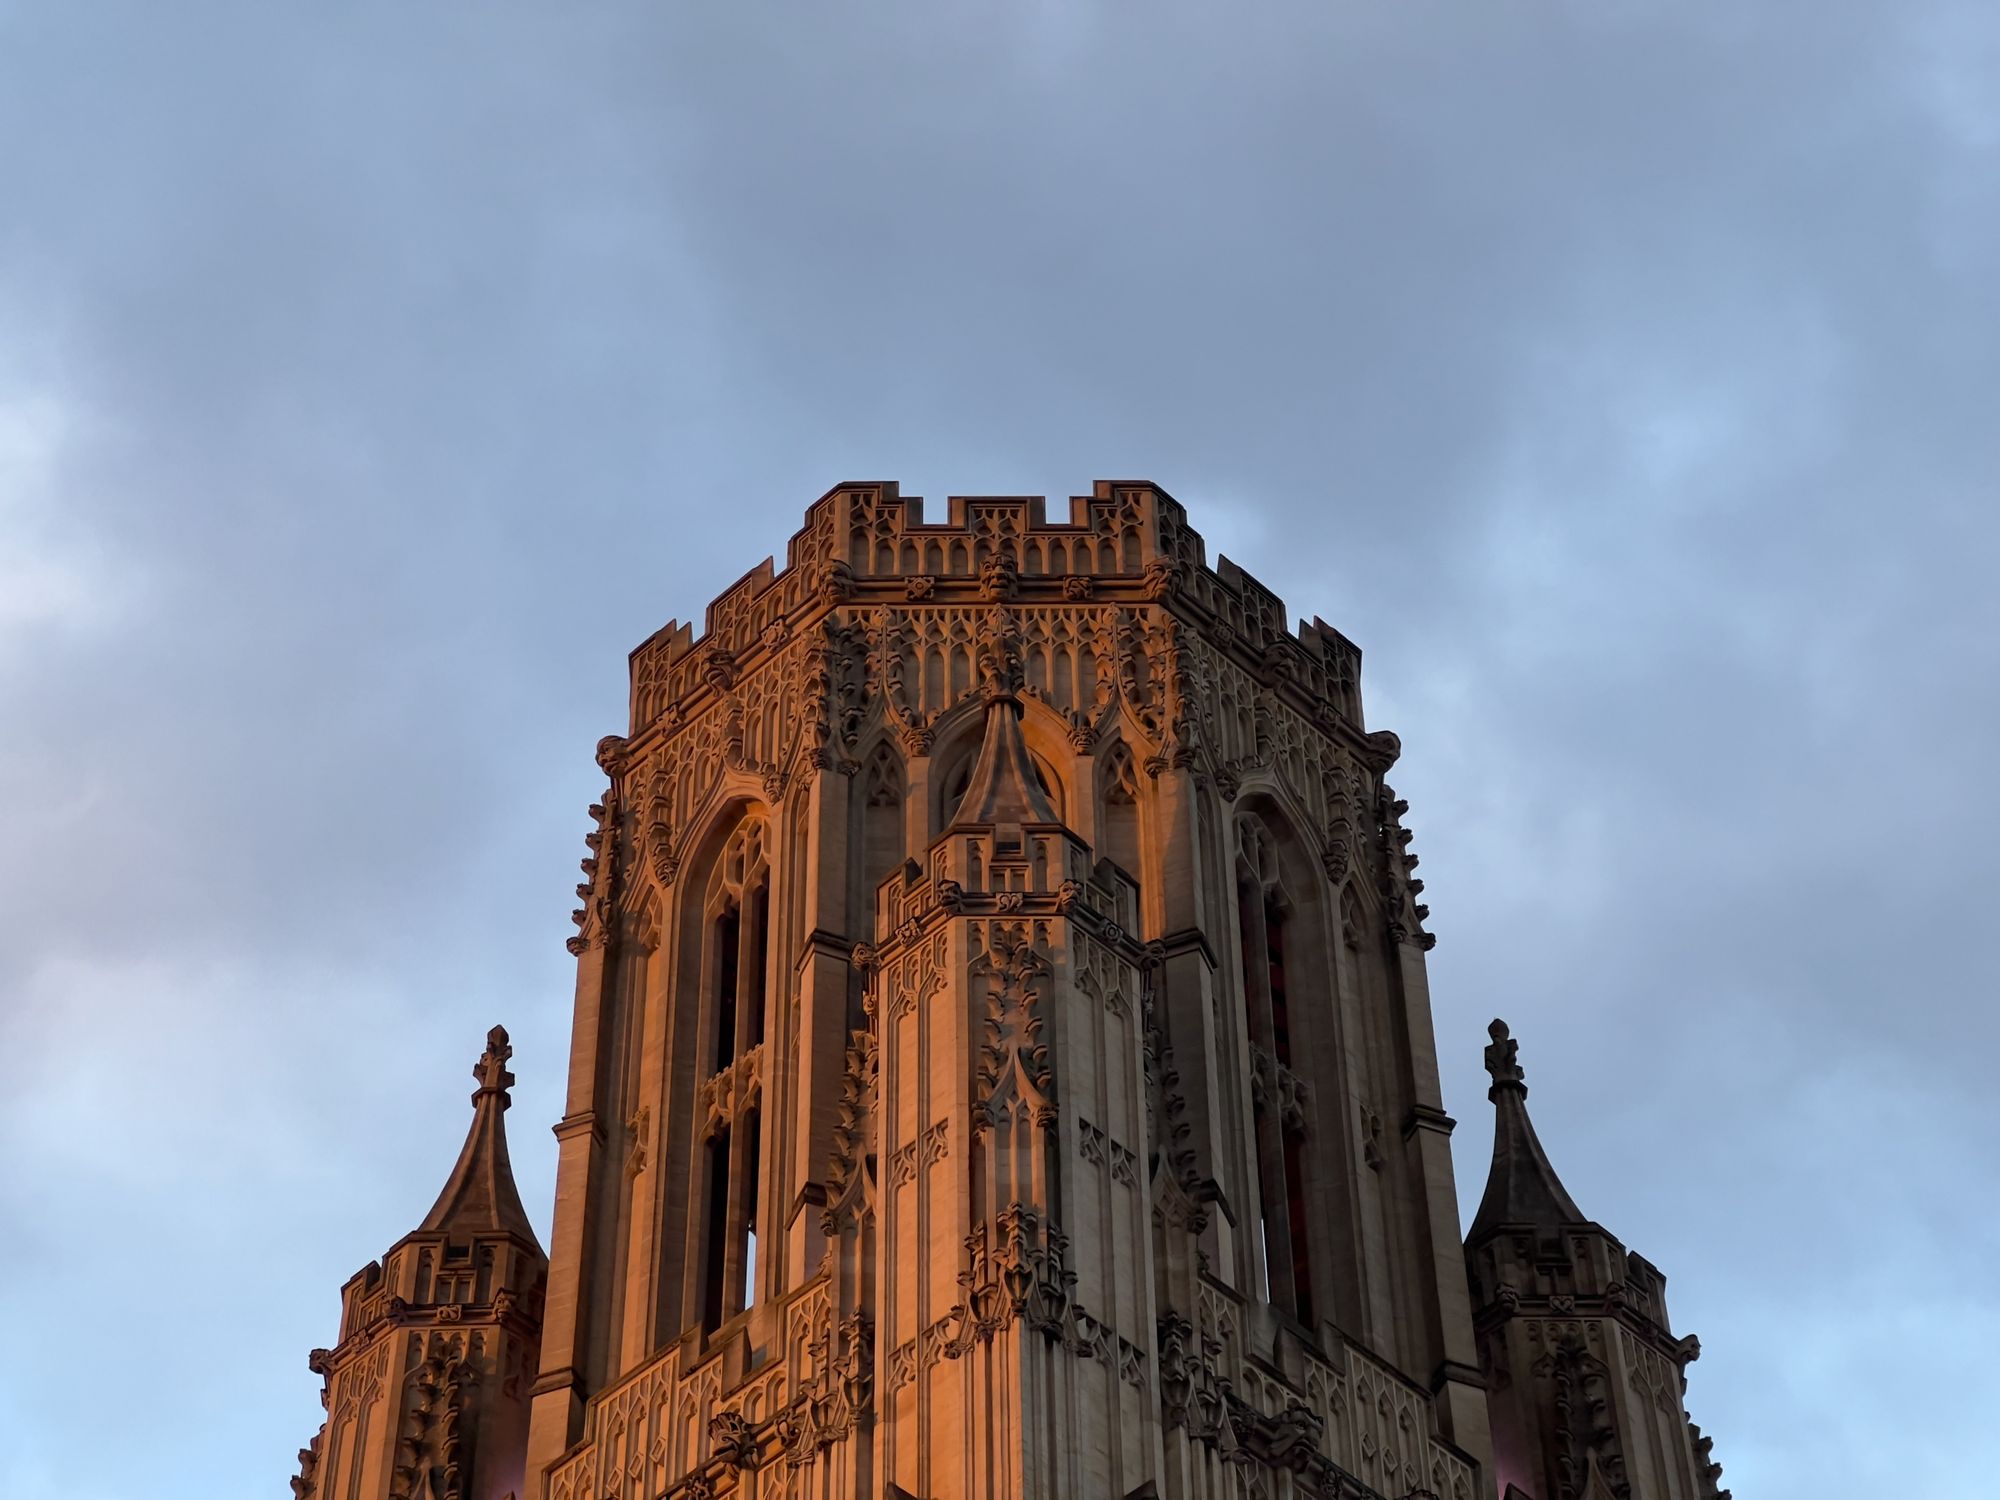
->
[697,817,771,1332]
[1237,818,1316,1327]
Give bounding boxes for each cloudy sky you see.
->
[3,2,1995,1495]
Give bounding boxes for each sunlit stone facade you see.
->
[294,482,1730,1500]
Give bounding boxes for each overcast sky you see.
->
[2,3,1995,1496]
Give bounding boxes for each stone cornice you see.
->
[1401,1102,1458,1141]
[1471,1287,1698,1371]
[1154,924,1218,969]
[551,1110,605,1146]
[320,1292,544,1373]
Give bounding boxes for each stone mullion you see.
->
[680,898,728,1331]
[1238,882,1300,1315]
[721,1099,754,1323]
[712,896,759,1325]
[759,805,801,1302]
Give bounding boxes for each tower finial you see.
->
[1484,1017,1526,1097]
[474,1023,515,1107]
[416,1022,542,1247]
[1469,1017,1584,1239]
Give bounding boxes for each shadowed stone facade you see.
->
[294,482,1729,1500]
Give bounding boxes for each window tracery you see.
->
[693,816,771,1331]
[1236,811,1317,1328]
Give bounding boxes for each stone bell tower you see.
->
[290,481,1739,1498]
[293,1026,548,1500]
[515,482,1507,1500]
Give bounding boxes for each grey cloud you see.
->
[2,3,1994,1496]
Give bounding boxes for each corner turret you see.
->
[1466,1020,1729,1500]
[293,1027,548,1500]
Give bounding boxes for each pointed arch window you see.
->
[696,817,771,1331]
[1237,819,1316,1328]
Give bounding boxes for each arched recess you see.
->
[855,741,907,938]
[1230,796,1360,1337]
[1096,738,1143,891]
[664,802,775,1338]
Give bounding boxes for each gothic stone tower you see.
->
[294,1027,549,1500]
[520,481,1494,1500]
[292,481,1735,1500]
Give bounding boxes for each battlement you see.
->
[627,480,1366,740]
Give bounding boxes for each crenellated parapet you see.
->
[573,482,1428,957]
[623,481,1368,762]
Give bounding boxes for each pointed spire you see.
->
[417,1025,545,1254]
[949,610,1060,830]
[950,690,1062,829]
[1468,1018,1585,1241]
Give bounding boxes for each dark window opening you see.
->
[1253,1104,1276,1304]
[740,1108,762,1311]
[747,884,769,1049]
[714,903,740,1071]
[1237,881,1259,1029]
[1267,896,1292,1067]
[700,1127,731,1332]
[1284,1130,1314,1327]
[1241,873,1313,1326]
